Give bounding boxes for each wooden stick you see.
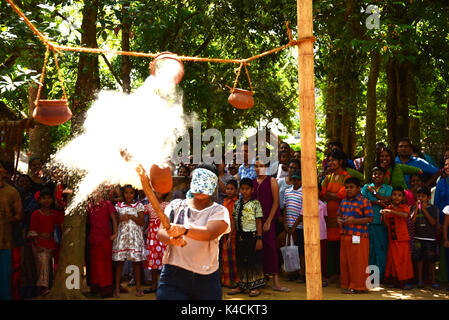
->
[119,149,186,246]
[297,0,322,300]
[135,164,171,229]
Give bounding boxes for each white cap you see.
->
[443,205,449,216]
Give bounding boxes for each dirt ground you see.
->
[95,275,449,301]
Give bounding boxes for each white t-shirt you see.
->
[276,163,289,180]
[162,199,231,274]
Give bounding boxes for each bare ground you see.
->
[95,276,449,301]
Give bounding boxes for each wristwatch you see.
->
[183,227,189,236]
[256,235,263,240]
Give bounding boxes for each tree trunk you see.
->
[47,0,100,300]
[28,84,51,163]
[407,67,420,147]
[46,204,87,300]
[121,1,131,94]
[70,0,100,135]
[325,73,337,141]
[364,50,381,182]
[445,96,449,147]
[386,58,410,150]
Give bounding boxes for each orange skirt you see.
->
[385,240,414,281]
[340,235,370,291]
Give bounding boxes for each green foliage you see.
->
[1,0,448,163]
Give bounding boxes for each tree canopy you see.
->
[1,0,448,166]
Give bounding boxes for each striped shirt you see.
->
[338,194,373,238]
[285,186,303,229]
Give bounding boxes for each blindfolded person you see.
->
[156,164,231,300]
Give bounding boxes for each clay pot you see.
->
[150,164,173,194]
[33,99,72,126]
[150,52,184,84]
[228,88,254,109]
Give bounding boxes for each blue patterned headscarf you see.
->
[186,168,218,199]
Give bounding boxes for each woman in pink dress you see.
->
[144,191,169,293]
[253,159,290,292]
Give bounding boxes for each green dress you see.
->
[385,163,421,189]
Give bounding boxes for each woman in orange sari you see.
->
[320,149,350,283]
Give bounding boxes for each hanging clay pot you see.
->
[33,99,72,126]
[33,46,72,126]
[150,164,173,194]
[150,52,184,84]
[228,88,254,109]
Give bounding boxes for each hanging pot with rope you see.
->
[227,63,254,109]
[33,46,72,126]
[150,51,184,85]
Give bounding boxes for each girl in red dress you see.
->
[27,188,63,296]
[144,191,169,293]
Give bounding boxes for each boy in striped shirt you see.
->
[337,177,374,293]
[284,171,305,282]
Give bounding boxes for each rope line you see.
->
[5,0,315,65]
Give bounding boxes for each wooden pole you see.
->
[297,0,322,300]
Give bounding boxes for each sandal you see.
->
[135,290,144,297]
[113,290,120,298]
[431,283,440,290]
[143,288,157,294]
[248,289,261,297]
[41,288,50,296]
[342,289,356,294]
[227,288,245,295]
[272,286,290,292]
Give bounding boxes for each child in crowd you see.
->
[284,171,305,283]
[112,185,146,297]
[87,187,118,298]
[228,178,265,297]
[361,166,392,283]
[337,177,374,294]
[28,188,63,296]
[144,191,170,294]
[411,187,439,289]
[443,206,449,285]
[276,150,290,180]
[382,187,414,289]
[317,186,328,287]
[221,179,239,288]
[405,173,424,254]
[320,149,350,283]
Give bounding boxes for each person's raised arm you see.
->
[390,209,409,219]
[421,205,436,227]
[411,205,418,224]
[167,220,229,242]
